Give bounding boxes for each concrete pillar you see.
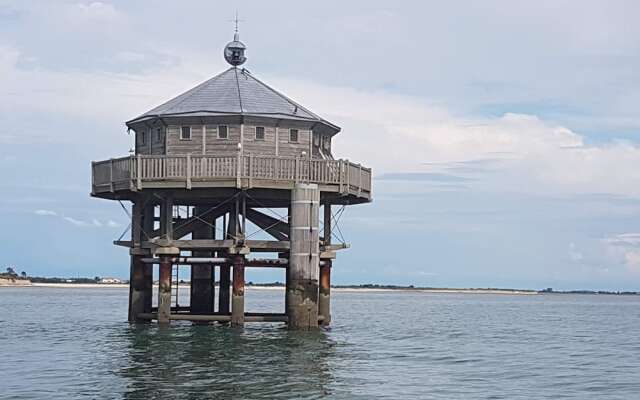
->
[286,183,320,330]
[191,206,214,315]
[231,255,245,326]
[158,255,172,324]
[319,203,332,326]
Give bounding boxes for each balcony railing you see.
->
[92,154,372,199]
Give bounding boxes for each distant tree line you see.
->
[1,267,28,279]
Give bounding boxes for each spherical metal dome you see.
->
[224,33,247,66]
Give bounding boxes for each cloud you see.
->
[375,172,472,183]
[34,209,57,216]
[602,233,640,273]
[63,216,88,227]
[34,209,121,229]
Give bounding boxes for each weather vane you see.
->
[230,11,243,34]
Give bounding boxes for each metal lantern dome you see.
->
[224,32,247,66]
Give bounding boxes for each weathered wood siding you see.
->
[278,126,311,158]
[204,124,241,156]
[133,123,166,155]
[244,125,277,156]
[166,125,204,155]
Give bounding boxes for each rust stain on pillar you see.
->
[158,256,172,325]
[319,261,331,326]
[231,255,245,326]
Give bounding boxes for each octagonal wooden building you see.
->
[91,31,372,329]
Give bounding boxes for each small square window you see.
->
[255,126,265,140]
[289,129,299,143]
[218,125,228,139]
[180,126,191,140]
[140,130,146,145]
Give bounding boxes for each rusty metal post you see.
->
[319,261,331,326]
[319,202,332,326]
[231,255,245,326]
[158,255,172,324]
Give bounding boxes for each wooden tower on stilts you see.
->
[90,29,372,329]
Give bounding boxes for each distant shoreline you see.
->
[2,282,537,294]
[1,278,638,295]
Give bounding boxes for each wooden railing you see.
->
[92,155,372,198]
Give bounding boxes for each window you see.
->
[313,133,320,146]
[155,128,162,143]
[218,125,228,139]
[323,137,330,150]
[140,130,146,145]
[289,129,299,143]
[180,126,191,140]
[255,126,265,140]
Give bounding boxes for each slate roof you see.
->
[127,67,340,134]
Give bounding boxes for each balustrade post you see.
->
[109,158,114,192]
[248,153,253,188]
[236,152,242,188]
[186,154,192,189]
[358,163,362,196]
[136,155,142,190]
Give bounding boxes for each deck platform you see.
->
[91,154,371,204]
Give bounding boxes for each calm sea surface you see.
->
[1,287,640,399]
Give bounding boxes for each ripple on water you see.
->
[1,288,640,399]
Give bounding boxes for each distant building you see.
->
[99,277,123,284]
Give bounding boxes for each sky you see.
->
[1,0,640,290]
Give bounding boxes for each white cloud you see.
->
[106,220,121,228]
[63,216,88,227]
[33,210,119,228]
[271,77,640,197]
[602,233,640,273]
[34,209,58,216]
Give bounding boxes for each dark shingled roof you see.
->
[127,67,340,134]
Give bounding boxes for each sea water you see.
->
[1,287,640,399]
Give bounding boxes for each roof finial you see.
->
[231,11,243,41]
[224,12,247,67]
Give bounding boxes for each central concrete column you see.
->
[286,183,320,330]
